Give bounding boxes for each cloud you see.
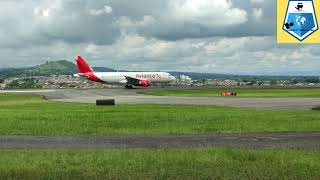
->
[113,0,275,41]
[88,5,113,16]
[169,0,247,27]
[34,7,51,17]
[0,0,319,75]
[3,0,120,47]
[252,8,263,22]
[137,0,249,40]
[0,0,274,47]
[250,0,264,3]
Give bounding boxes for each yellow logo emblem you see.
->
[277,0,320,43]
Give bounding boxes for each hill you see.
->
[92,67,117,72]
[0,61,121,79]
[0,68,28,79]
[0,60,78,78]
[26,60,78,76]
[0,60,125,79]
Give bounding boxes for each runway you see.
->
[0,132,319,149]
[29,88,320,110]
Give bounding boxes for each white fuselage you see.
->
[93,72,176,84]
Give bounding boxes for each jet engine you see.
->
[138,80,151,87]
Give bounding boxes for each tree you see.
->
[201,79,206,86]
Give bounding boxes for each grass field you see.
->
[0,93,319,179]
[149,87,320,97]
[0,148,319,179]
[0,93,320,135]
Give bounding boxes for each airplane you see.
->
[74,56,176,89]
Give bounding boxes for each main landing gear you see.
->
[125,84,133,89]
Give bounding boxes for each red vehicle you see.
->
[221,92,237,96]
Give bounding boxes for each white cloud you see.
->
[88,5,113,16]
[32,0,62,18]
[85,44,99,54]
[169,0,248,27]
[1,32,320,75]
[250,0,264,4]
[115,15,156,31]
[252,8,263,22]
[34,7,51,17]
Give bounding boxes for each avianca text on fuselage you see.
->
[74,56,176,88]
[135,74,162,79]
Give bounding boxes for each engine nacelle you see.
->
[139,80,151,87]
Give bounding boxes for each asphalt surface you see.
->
[0,132,319,149]
[28,88,320,110]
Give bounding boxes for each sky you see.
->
[0,0,320,75]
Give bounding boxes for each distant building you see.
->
[179,75,192,81]
[0,83,6,89]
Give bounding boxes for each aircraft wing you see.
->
[124,76,151,87]
[124,76,142,85]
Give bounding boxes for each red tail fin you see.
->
[76,56,93,74]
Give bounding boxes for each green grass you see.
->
[0,148,319,179]
[149,88,320,97]
[0,93,320,135]
[0,94,319,179]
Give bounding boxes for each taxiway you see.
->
[0,132,319,149]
